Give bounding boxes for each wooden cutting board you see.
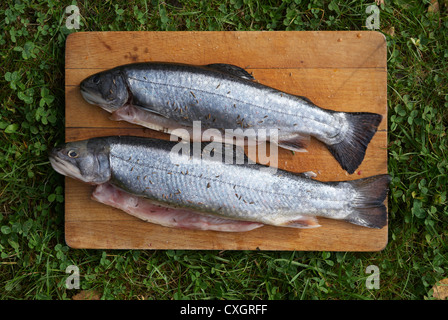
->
[64,31,388,251]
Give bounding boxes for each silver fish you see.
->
[49,136,389,230]
[79,62,382,174]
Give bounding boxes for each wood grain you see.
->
[64,31,388,251]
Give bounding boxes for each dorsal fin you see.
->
[205,63,255,81]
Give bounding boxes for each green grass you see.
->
[1,0,448,300]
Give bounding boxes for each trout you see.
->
[49,136,389,230]
[80,62,382,174]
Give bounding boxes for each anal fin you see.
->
[283,216,321,229]
[277,133,310,152]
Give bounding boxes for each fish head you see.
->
[80,69,129,113]
[49,138,111,184]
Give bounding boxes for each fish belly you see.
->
[91,183,264,232]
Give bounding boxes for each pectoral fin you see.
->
[110,104,192,139]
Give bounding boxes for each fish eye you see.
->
[67,150,78,158]
[92,75,100,84]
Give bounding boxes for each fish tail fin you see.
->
[326,112,382,174]
[343,174,390,229]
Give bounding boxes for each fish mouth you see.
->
[49,155,86,182]
[80,86,118,113]
[80,87,108,108]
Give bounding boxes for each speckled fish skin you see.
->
[49,136,390,229]
[80,62,383,174]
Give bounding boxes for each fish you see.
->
[79,62,382,174]
[49,136,390,230]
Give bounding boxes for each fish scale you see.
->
[125,64,336,134]
[104,137,364,226]
[108,141,277,221]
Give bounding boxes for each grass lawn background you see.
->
[1,0,447,300]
